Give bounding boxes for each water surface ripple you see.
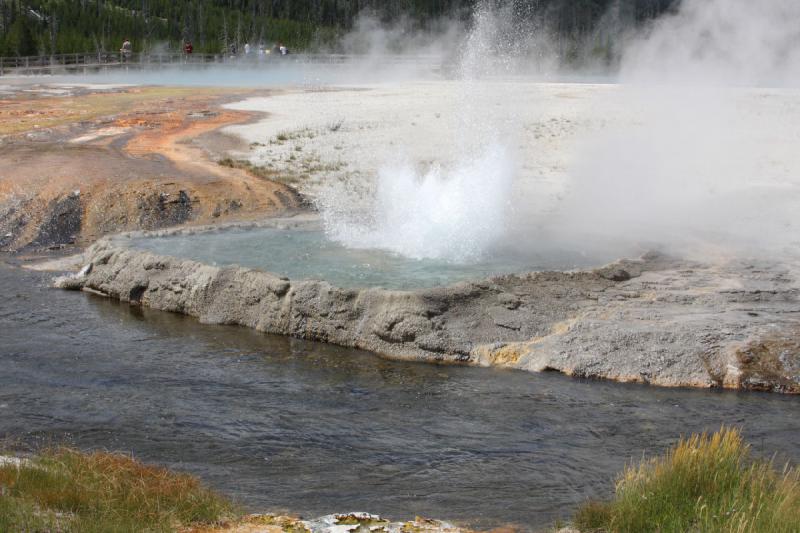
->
[1,263,798,529]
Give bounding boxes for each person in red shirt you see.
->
[184,41,193,55]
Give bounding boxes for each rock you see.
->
[487,306,522,330]
[53,262,93,290]
[497,292,521,309]
[0,455,29,468]
[52,236,800,393]
[300,513,464,533]
[53,274,83,290]
[599,267,631,282]
[137,190,193,229]
[33,193,82,247]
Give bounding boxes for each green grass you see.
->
[573,427,800,533]
[0,447,238,532]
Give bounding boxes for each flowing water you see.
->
[2,261,799,529]
[128,227,619,290]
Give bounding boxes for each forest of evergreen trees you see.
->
[0,0,677,58]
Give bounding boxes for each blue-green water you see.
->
[129,227,613,289]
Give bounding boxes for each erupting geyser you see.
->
[317,4,526,264]
[321,143,515,263]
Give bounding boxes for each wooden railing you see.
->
[0,52,224,75]
[0,52,442,75]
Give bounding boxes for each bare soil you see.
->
[0,85,304,251]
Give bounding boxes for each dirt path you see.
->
[0,85,304,251]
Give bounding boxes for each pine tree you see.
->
[0,0,679,57]
[6,14,39,56]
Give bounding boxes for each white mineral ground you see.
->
[224,80,604,214]
[223,81,800,229]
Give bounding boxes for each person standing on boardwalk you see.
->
[120,39,132,62]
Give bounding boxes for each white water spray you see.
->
[320,3,522,263]
[322,144,514,262]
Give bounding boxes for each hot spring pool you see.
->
[127,226,612,290]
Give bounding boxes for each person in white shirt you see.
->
[120,39,132,62]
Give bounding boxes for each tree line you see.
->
[0,0,677,58]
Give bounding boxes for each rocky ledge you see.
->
[55,237,800,393]
[221,512,467,533]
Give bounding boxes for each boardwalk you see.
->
[0,52,441,76]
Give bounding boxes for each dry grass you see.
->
[574,427,800,533]
[217,157,306,185]
[0,447,238,532]
[735,329,800,394]
[270,127,315,145]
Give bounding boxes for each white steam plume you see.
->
[621,0,800,87]
[550,0,800,257]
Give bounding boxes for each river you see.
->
[1,261,798,529]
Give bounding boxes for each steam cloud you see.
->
[621,0,800,87]
[551,0,800,257]
[69,0,800,263]
[326,0,800,263]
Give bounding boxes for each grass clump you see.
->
[217,157,238,168]
[217,157,304,185]
[270,127,315,145]
[0,447,237,532]
[574,427,800,533]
